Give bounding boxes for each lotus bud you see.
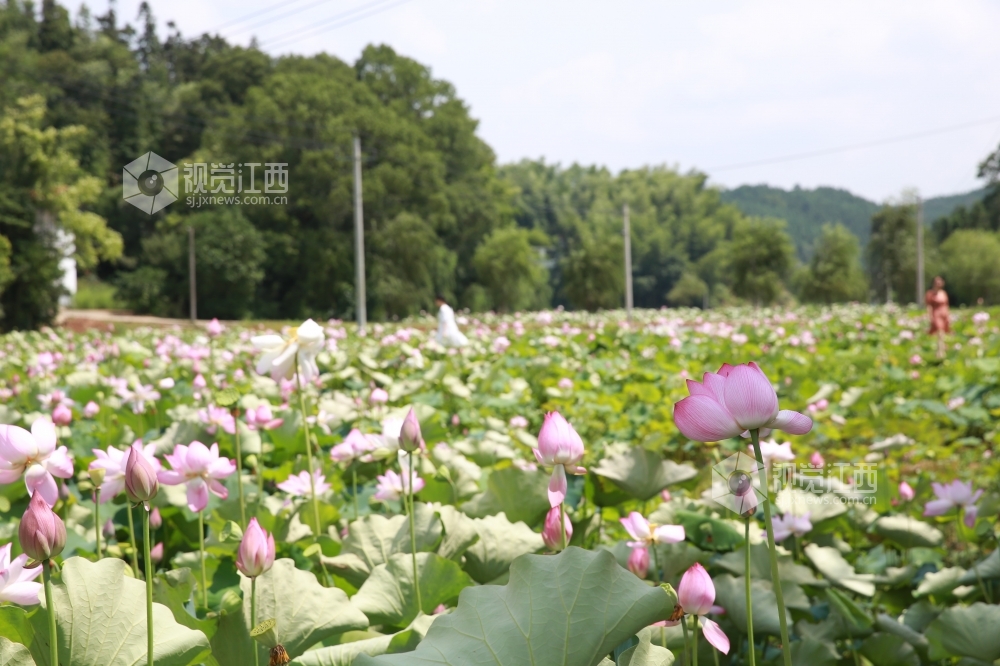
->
[19,492,67,561]
[541,505,572,550]
[236,518,275,578]
[150,541,164,564]
[103,518,116,539]
[399,407,422,453]
[537,411,585,463]
[84,400,100,418]
[810,451,825,467]
[628,546,649,579]
[898,481,915,502]
[677,563,716,616]
[89,466,106,488]
[52,404,72,426]
[125,444,159,506]
[207,318,224,337]
[149,506,163,530]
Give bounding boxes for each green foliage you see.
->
[70,276,122,309]
[868,203,917,303]
[728,217,795,305]
[472,226,549,312]
[797,223,868,303]
[939,230,1000,305]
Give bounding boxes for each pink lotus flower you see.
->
[541,505,573,550]
[509,415,528,429]
[673,362,812,441]
[198,406,236,435]
[277,470,331,497]
[0,542,42,605]
[83,401,100,418]
[619,512,685,547]
[236,518,275,578]
[206,318,224,337]
[557,378,573,391]
[898,481,915,502]
[677,563,730,654]
[373,469,424,503]
[809,451,825,467]
[89,441,161,503]
[0,419,74,506]
[370,387,389,404]
[534,412,586,507]
[909,354,922,365]
[125,443,159,506]
[770,513,812,542]
[157,441,236,512]
[661,490,672,502]
[399,407,423,453]
[51,404,72,426]
[330,429,374,463]
[627,546,649,578]
[751,440,795,469]
[150,542,164,564]
[245,404,283,431]
[923,480,982,527]
[19,492,66,561]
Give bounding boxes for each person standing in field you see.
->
[435,295,469,348]
[925,275,950,358]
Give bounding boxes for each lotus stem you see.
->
[144,507,154,666]
[650,544,660,582]
[127,503,140,578]
[408,452,422,612]
[750,428,793,666]
[745,517,756,666]
[692,616,699,666]
[234,409,246,529]
[251,577,259,666]
[559,503,567,550]
[199,510,208,607]
[352,468,359,520]
[681,613,691,666]
[94,489,102,560]
[43,560,58,666]
[294,355,323,538]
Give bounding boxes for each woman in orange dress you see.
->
[925,275,950,358]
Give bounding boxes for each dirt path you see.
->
[56,309,213,331]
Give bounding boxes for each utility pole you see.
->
[916,196,924,305]
[353,135,367,333]
[188,226,197,322]
[623,203,633,321]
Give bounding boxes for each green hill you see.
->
[720,185,988,260]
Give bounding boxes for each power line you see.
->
[706,114,1000,173]
[262,0,415,50]
[223,0,340,38]
[206,0,315,33]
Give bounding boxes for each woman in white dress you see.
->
[434,295,468,347]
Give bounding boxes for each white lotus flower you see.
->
[251,319,325,382]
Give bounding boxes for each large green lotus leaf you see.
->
[352,553,475,627]
[0,608,34,653]
[804,544,876,596]
[957,549,1000,585]
[0,638,34,666]
[712,574,792,636]
[914,567,966,598]
[715,542,823,586]
[673,511,743,551]
[153,568,218,639]
[788,636,840,666]
[30,557,210,666]
[651,542,710,584]
[428,504,480,562]
[592,448,696,500]
[460,466,550,526]
[354,547,677,666]
[861,633,920,666]
[925,603,1000,662]
[871,516,943,548]
[290,616,436,666]
[462,512,544,584]
[617,627,675,666]
[874,613,928,651]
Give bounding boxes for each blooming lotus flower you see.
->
[541,505,573,550]
[373,469,424,503]
[251,319,325,382]
[330,429,373,463]
[628,546,649,578]
[51,404,72,426]
[509,415,528,429]
[0,419,74,506]
[117,383,161,414]
[89,441,161,503]
[198,405,236,435]
[898,481,915,502]
[19,492,66,561]
[534,412,586,507]
[244,404,283,432]
[192,374,207,390]
[83,401,100,418]
[0,543,42,605]
[923,480,982,527]
[206,318,224,337]
[236,518,275,578]
[677,563,730,654]
[748,440,795,471]
[770,513,812,542]
[158,377,175,390]
[158,441,237,512]
[673,362,812,441]
[276,470,331,497]
[619,512,685,547]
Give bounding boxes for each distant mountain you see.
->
[719,184,988,260]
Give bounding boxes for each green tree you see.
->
[370,212,455,319]
[666,272,708,307]
[728,218,795,305]
[797,223,868,303]
[472,226,549,312]
[939,230,1000,305]
[868,203,916,303]
[562,232,624,310]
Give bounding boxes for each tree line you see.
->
[1,0,998,330]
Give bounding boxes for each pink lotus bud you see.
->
[451,414,460,426]
[125,444,159,505]
[432,604,447,614]
[541,505,572,550]
[52,404,72,426]
[236,518,275,578]
[149,507,162,530]
[399,407,422,453]
[19,492,66,561]
[536,411,585,465]
[661,490,672,502]
[628,546,649,579]
[810,451,825,467]
[370,387,389,404]
[678,563,716,616]
[898,481,915,502]
[193,374,207,389]
[84,401,100,418]
[150,542,164,564]
[207,318,224,337]
[103,519,116,539]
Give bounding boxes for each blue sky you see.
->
[112,0,1000,201]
